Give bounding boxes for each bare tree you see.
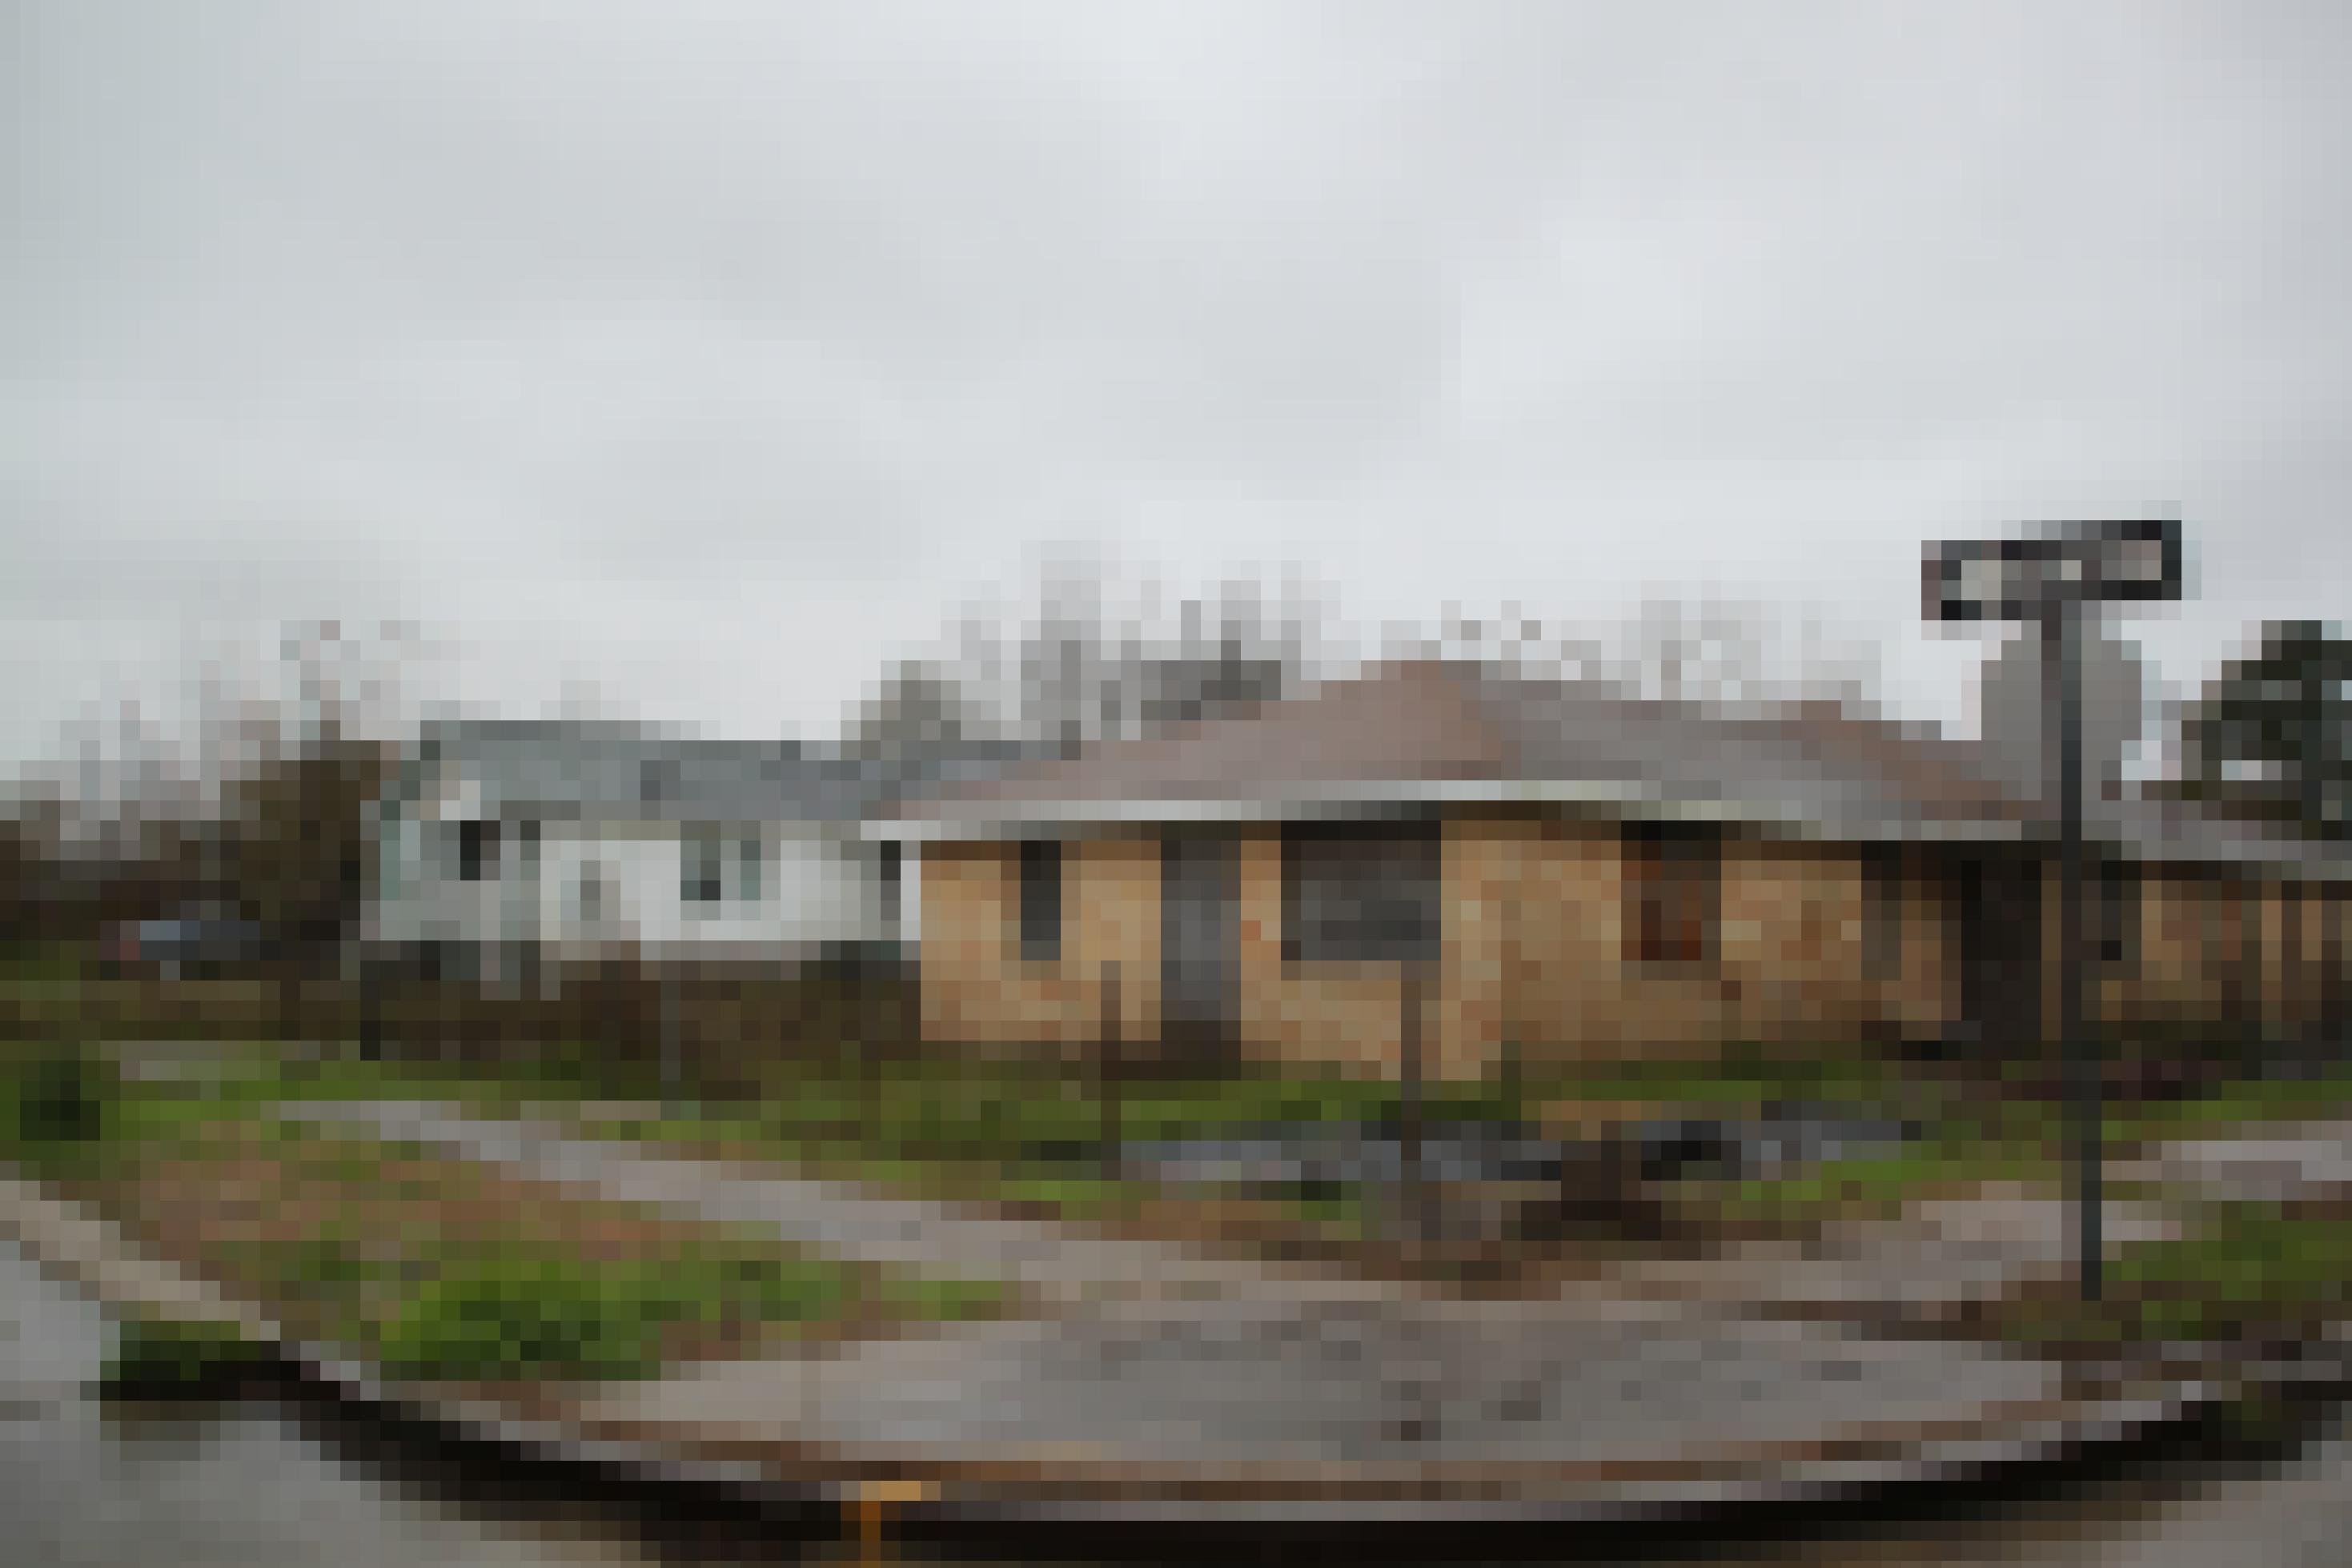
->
[881,554,1344,758]
[844,657,991,762]
[1400,591,1883,716]
[865,563,1886,768]
[22,620,441,949]
[1598,594,1880,712]
[212,621,431,952]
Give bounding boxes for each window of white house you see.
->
[448,818,498,883]
[683,830,764,908]
[684,832,723,905]
[576,865,612,928]
[736,834,764,905]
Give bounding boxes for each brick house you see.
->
[877,660,2350,1080]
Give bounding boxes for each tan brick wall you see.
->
[2274,880,2331,1031]
[1068,832,1162,1042]
[2009,865,2343,1043]
[1491,818,1633,1060]
[1237,826,1408,1077]
[1896,856,1960,1040]
[2292,884,2335,1029]
[916,835,1159,1054]
[1431,814,1530,1079]
[921,814,2336,1073]
[1719,841,1860,1045]
[1239,818,1960,1080]
[916,840,1010,1045]
[2122,870,2214,1027]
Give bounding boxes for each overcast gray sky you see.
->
[7,1,2350,783]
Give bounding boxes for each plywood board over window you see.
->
[1863,843,1905,979]
[1281,820,1441,964]
[1625,822,1719,965]
[1018,839,1064,961]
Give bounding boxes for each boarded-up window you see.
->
[1864,844,1905,979]
[1019,839,1063,961]
[1625,823,1718,965]
[1282,821,1442,964]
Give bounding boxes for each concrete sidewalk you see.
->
[281,1097,2182,1321]
[2113,1123,2352,1204]
[283,1097,1399,1307]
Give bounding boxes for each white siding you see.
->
[372,813,509,947]
[369,750,909,958]
[378,814,900,957]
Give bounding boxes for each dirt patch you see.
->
[78,1119,1021,1368]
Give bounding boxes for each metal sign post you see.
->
[1099,962,1122,1185]
[1925,519,2182,1302]
[2048,600,2097,1297]
[1399,961,1429,1247]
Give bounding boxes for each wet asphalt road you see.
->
[9,1237,2352,1566]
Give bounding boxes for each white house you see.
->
[367,720,976,981]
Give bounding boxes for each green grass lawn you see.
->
[2106,1065,2352,1145]
[1683,1143,2059,1229]
[26,1007,2352,1249]
[312,1239,1007,1382]
[2,1041,1020,1388]
[1991,1201,2352,1353]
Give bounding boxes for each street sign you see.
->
[1921,517,2186,1306]
[1923,519,2181,624]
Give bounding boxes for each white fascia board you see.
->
[864,779,2037,847]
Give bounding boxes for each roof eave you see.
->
[865,778,2032,846]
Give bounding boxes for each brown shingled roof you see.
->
[1731,699,2034,823]
[893,660,1515,816]
[893,660,2043,829]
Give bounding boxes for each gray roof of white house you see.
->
[391,719,1043,827]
